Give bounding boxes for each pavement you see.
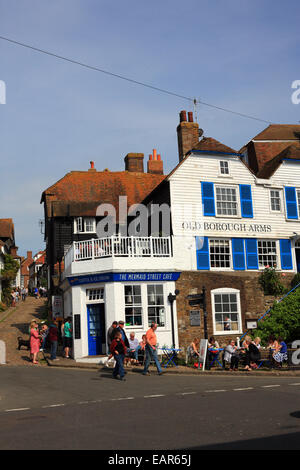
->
[0,296,48,366]
[1,295,300,377]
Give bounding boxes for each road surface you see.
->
[0,366,300,450]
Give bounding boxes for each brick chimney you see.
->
[27,251,33,260]
[147,149,164,175]
[10,246,18,257]
[177,110,199,162]
[124,153,144,173]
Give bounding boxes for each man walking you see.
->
[116,321,129,348]
[49,319,59,361]
[107,321,118,351]
[105,321,118,367]
[143,322,163,376]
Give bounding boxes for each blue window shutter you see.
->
[284,187,298,219]
[201,182,215,216]
[196,236,210,270]
[239,184,253,218]
[232,238,245,270]
[280,239,293,270]
[245,239,259,269]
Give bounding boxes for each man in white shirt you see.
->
[126,332,141,364]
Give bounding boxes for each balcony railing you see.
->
[65,236,172,264]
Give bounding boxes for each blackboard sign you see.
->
[74,314,81,340]
[190,310,201,326]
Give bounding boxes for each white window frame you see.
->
[214,184,240,218]
[74,217,96,234]
[209,238,232,270]
[86,288,104,302]
[269,189,282,213]
[211,287,242,336]
[124,284,143,328]
[296,190,300,219]
[147,284,166,328]
[219,160,230,176]
[122,283,167,332]
[257,239,278,269]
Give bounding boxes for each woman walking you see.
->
[30,321,41,365]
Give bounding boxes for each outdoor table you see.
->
[208,348,224,368]
[160,348,181,368]
[257,348,275,369]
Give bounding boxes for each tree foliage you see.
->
[258,267,286,295]
[253,287,300,343]
[0,254,19,306]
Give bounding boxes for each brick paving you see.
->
[0,296,47,366]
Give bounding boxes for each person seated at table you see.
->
[224,339,239,371]
[241,335,251,370]
[242,336,261,370]
[267,335,279,350]
[273,336,288,368]
[267,335,279,367]
[188,338,200,361]
[249,338,261,369]
[125,332,140,365]
[208,336,220,349]
[207,336,220,369]
[139,334,146,350]
[254,337,261,349]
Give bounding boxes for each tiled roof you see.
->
[257,145,300,178]
[41,171,165,217]
[193,137,238,154]
[0,219,14,240]
[251,124,300,141]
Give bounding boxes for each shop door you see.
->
[87,304,105,355]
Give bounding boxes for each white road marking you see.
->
[233,387,254,391]
[144,394,165,398]
[42,404,65,408]
[5,408,30,412]
[262,385,280,388]
[2,381,297,415]
[111,397,135,401]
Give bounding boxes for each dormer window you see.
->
[74,217,96,234]
[219,161,229,175]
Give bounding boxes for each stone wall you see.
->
[175,271,294,350]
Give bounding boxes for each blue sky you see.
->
[0,0,299,257]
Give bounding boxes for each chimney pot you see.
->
[153,149,157,161]
[180,110,187,122]
[88,161,97,172]
[188,112,194,123]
